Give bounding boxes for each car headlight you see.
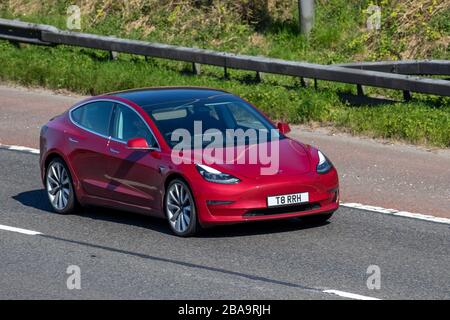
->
[196,164,240,184]
[316,150,333,174]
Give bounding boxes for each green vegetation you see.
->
[0,0,449,147]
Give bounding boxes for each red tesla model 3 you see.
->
[40,87,339,236]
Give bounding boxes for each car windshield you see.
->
[142,95,283,149]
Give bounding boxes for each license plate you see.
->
[267,192,309,207]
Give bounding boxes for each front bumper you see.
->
[190,169,339,226]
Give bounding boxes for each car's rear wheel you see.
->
[164,179,199,237]
[46,158,76,214]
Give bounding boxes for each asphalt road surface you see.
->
[1,84,449,217]
[0,149,449,299]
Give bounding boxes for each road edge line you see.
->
[1,143,449,225]
[0,144,40,154]
[0,224,42,236]
[323,289,381,300]
[340,202,450,225]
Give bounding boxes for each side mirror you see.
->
[277,122,291,134]
[126,137,151,150]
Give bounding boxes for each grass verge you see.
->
[0,41,449,147]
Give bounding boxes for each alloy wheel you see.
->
[166,182,193,234]
[46,161,71,211]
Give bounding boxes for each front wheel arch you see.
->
[162,172,195,209]
[43,151,79,189]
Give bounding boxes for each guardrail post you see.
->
[192,62,201,75]
[256,71,262,82]
[299,0,315,36]
[357,84,364,96]
[224,66,229,79]
[403,90,412,101]
[314,78,318,90]
[109,51,118,60]
[300,77,307,87]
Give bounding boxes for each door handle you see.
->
[159,166,168,174]
[68,137,79,143]
[109,148,120,154]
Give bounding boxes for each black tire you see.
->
[164,179,200,237]
[45,158,77,214]
[301,212,334,224]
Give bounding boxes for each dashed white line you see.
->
[0,224,42,235]
[340,202,450,225]
[0,143,448,225]
[323,289,381,300]
[0,219,379,301]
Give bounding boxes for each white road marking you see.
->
[0,144,40,154]
[0,218,379,301]
[0,143,449,225]
[0,224,42,235]
[341,202,450,225]
[323,289,381,300]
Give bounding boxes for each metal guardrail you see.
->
[1,18,449,97]
[336,60,450,76]
[0,18,56,45]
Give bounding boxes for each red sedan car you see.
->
[40,87,339,236]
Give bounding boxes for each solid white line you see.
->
[0,143,449,225]
[341,202,450,225]
[0,144,40,154]
[0,224,42,235]
[323,289,381,300]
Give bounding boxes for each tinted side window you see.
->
[71,107,83,123]
[72,101,114,136]
[112,105,156,147]
[227,103,265,130]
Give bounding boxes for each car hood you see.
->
[191,138,312,180]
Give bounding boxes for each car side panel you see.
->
[104,139,165,213]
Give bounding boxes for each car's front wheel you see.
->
[164,179,199,237]
[46,158,76,214]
